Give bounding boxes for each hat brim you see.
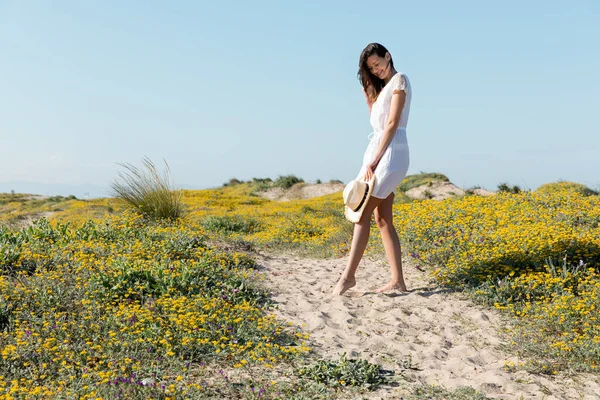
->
[344,175,376,223]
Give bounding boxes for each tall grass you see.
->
[110,157,186,221]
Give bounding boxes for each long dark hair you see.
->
[358,43,394,104]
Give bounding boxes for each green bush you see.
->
[296,353,392,390]
[201,215,260,235]
[393,191,414,204]
[223,178,244,187]
[274,175,304,189]
[110,157,186,221]
[464,185,482,195]
[497,182,521,194]
[252,177,273,184]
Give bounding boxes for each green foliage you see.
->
[464,185,482,195]
[393,189,600,372]
[0,193,34,205]
[243,177,275,195]
[201,215,261,235]
[110,157,186,221]
[472,257,589,310]
[296,353,392,390]
[497,182,522,194]
[393,191,414,204]
[0,218,71,276]
[471,257,600,373]
[274,175,304,189]
[223,177,244,187]
[409,385,490,400]
[0,214,309,398]
[397,172,449,192]
[252,177,273,184]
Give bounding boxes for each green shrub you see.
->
[201,215,260,235]
[223,178,244,187]
[110,157,186,221]
[497,182,521,194]
[274,175,304,189]
[464,185,482,195]
[252,177,273,184]
[393,191,414,204]
[47,196,65,202]
[296,353,392,390]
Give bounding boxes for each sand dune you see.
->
[259,182,345,202]
[259,253,600,399]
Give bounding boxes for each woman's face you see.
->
[366,53,391,79]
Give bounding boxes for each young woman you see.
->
[333,42,412,296]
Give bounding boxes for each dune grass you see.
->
[110,157,186,221]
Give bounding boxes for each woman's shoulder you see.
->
[391,72,409,93]
[395,72,409,83]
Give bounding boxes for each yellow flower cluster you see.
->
[0,212,309,398]
[391,189,600,369]
[4,181,599,373]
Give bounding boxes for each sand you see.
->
[405,182,465,201]
[259,181,495,203]
[259,182,345,202]
[259,252,600,399]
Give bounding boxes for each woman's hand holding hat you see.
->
[363,159,380,182]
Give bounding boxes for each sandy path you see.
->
[258,253,600,399]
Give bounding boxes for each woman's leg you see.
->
[373,192,407,292]
[332,195,383,295]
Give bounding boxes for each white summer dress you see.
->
[356,72,411,199]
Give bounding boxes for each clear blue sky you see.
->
[1,0,599,197]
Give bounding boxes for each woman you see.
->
[333,42,412,296]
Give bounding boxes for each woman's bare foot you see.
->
[375,281,407,293]
[332,276,356,295]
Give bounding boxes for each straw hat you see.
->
[343,175,376,223]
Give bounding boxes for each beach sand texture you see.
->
[260,253,600,399]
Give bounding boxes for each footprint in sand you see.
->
[260,253,600,400]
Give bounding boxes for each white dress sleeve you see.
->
[392,74,407,94]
